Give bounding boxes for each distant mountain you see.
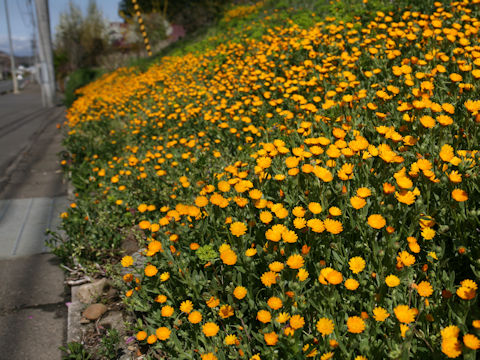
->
[0,50,34,67]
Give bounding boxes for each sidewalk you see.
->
[0,84,68,359]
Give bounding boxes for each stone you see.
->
[100,311,126,336]
[106,287,118,299]
[83,303,107,320]
[72,278,109,304]
[67,301,85,343]
[121,232,139,255]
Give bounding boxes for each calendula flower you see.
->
[180,300,193,313]
[373,307,390,321]
[267,297,283,310]
[269,261,284,272]
[316,318,334,336]
[144,264,158,277]
[307,218,325,232]
[287,254,305,269]
[146,334,157,344]
[233,286,247,299]
[289,315,305,329]
[394,305,417,324]
[202,322,219,337]
[350,196,366,209]
[326,270,343,285]
[385,274,400,287]
[259,211,273,224]
[292,206,306,217]
[421,227,435,240]
[245,248,257,256]
[201,353,218,360]
[136,331,147,341]
[206,296,220,308]
[160,272,170,282]
[452,189,468,202]
[224,334,238,346]
[121,256,133,267]
[282,229,298,243]
[320,352,334,360]
[345,278,359,290]
[156,327,171,341]
[188,310,202,324]
[397,251,415,266]
[324,218,343,234]
[264,331,278,345]
[293,217,307,229]
[463,334,480,349]
[219,305,234,318]
[417,281,433,297]
[349,256,366,274]
[356,187,372,198]
[161,305,174,317]
[368,214,386,229]
[257,309,272,323]
[297,268,309,281]
[442,337,462,358]
[220,249,237,265]
[230,221,247,236]
[261,271,278,287]
[308,202,322,214]
[347,316,365,333]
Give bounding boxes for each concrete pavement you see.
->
[0,79,26,95]
[0,84,68,359]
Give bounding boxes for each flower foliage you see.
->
[60,0,480,358]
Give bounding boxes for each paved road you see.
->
[0,79,26,94]
[0,84,51,182]
[0,84,68,359]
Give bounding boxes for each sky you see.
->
[0,0,123,57]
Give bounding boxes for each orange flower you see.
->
[261,271,278,287]
[394,305,416,324]
[144,264,158,277]
[368,214,386,229]
[202,322,219,337]
[316,318,334,336]
[264,331,278,345]
[417,281,433,297]
[324,219,343,234]
[347,316,365,333]
[220,249,237,265]
[452,189,468,202]
[287,254,304,269]
[233,286,247,299]
[156,327,171,341]
[230,221,247,236]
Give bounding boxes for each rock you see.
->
[83,303,107,320]
[106,287,118,299]
[100,311,126,336]
[67,301,85,343]
[72,278,109,304]
[80,317,90,324]
[121,232,139,255]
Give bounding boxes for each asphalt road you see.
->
[0,79,26,94]
[0,84,50,180]
[0,83,68,359]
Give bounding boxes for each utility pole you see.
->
[34,0,55,107]
[4,0,19,94]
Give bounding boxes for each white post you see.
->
[4,0,19,94]
[34,0,55,106]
